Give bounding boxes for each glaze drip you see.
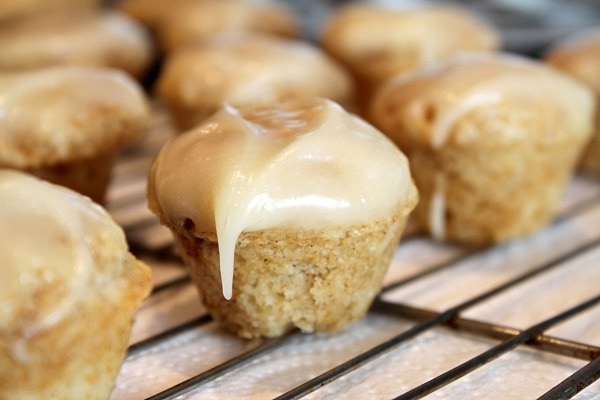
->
[148,98,416,299]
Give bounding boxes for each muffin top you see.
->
[0,66,150,168]
[0,9,154,79]
[156,33,354,122]
[0,170,150,356]
[544,28,600,93]
[320,4,500,85]
[370,52,595,149]
[154,0,299,52]
[148,97,417,298]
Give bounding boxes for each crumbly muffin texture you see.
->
[172,207,412,338]
[408,105,584,244]
[370,51,595,246]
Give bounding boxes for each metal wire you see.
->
[538,357,600,400]
[273,237,600,400]
[372,301,600,362]
[114,190,600,399]
[146,335,295,400]
[392,294,600,400]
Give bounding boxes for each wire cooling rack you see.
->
[105,103,600,400]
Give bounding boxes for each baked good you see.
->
[544,28,600,176]
[370,52,595,246]
[155,33,354,130]
[0,169,152,400]
[147,97,418,338]
[0,66,150,204]
[0,9,154,80]
[117,0,200,33]
[153,0,299,53]
[0,0,100,22]
[320,4,500,114]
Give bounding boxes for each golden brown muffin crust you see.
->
[171,205,413,338]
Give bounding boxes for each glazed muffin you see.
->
[0,66,150,204]
[320,4,500,114]
[544,28,600,176]
[370,52,595,246]
[152,0,299,53]
[0,170,152,400]
[0,9,154,81]
[147,97,418,338]
[156,33,354,130]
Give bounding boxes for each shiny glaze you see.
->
[148,98,416,298]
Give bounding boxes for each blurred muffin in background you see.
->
[370,52,594,246]
[0,66,150,204]
[117,0,196,33]
[320,4,500,115]
[544,28,600,177]
[0,169,152,400]
[0,9,154,81]
[155,33,354,131]
[119,0,299,53]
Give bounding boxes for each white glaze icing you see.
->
[429,175,446,241]
[0,66,149,167]
[431,90,501,149]
[382,52,595,149]
[321,4,500,83]
[148,98,416,299]
[0,10,151,70]
[0,170,128,361]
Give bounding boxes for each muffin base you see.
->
[25,152,117,205]
[172,207,413,338]
[407,118,587,246]
[579,110,600,176]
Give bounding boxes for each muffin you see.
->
[147,97,418,338]
[370,52,595,246]
[320,4,500,115]
[544,28,600,177]
[0,169,152,400]
[0,66,150,204]
[0,9,154,81]
[155,33,354,130]
[152,0,299,53]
